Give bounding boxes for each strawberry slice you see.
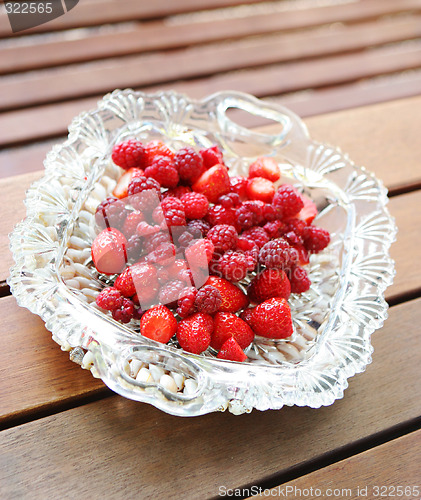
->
[91,228,127,275]
[297,194,318,224]
[205,276,249,313]
[192,163,230,203]
[246,177,275,203]
[112,167,144,199]
[140,305,177,344]
[248,157,280,182]
[217,338,247,362]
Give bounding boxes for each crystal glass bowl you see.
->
[8,90,396,416]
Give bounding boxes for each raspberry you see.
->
[112,139,145,171]
[122,210,144,238]
[140,305,177,344]
[217,338,247,362]
[230,176,248,200]
[284,231,302,247]
[158,279,186,307]
[235,201,264,229]
[128,175,161,197]
[159,197,186,227]
[126,235,143,261]
[206,224,238,253]
[180,192,209,220]
[96,287,123,311]
[285,217,307,237]
[146,242,176,265]
[199,145,224,169]
[144,156,179,188]
[247,268,291,303]
[95,197,128,230]
[143,231,171,254]
[136,221,160,238]
[217,250,256,282]
[289,266,311,293]
[128,176,162,214]
[217,193,241,208]
[176,287,197,318]
[174,230,195,249]
[187,219,211,237]
[262,203,278,222]
[112,298,135,323]
[211,312,254,350]
[206,205,236,227]
[144,140,174,167]
[176,312,213,354]
[302,225,330,253]
[263,220,286,239]
[194,285,222,314]
[248,297,293,339]
[272,184,304,219]
[185,239,214,267]
[259,238,298,270]
[236,237,259,262]
[175,147,205,184]
[163,185,191,199]
[241,226,269,249]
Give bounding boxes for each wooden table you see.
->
[1,1,421,498]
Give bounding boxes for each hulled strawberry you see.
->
[248,297,293,339]
[91,228,127,275]
[205,276,249,313]
[140,305,177,343]
[192,163,230,202]
[176,312,213,354]
[247,268,291,303]
[211,312,254,350]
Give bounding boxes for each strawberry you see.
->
[246,177,275,203]
[176,312,213,354]
[114,263,158,304]
[144,140,175,166]
[217,338,247,362]
[112,167,144,199]
[248,297,293,339]
[199,145,224,170]
[247,268,291,303]
[297,194,318,224]
[295,244,310,266]
[230,176,249,200]
[140,305,177,344]
[248,157,280,182]
[91,228,127,275]
[205,276,249,313]
[211,312,254,350]
[192,163,230,203]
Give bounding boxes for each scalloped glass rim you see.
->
[8,89,396,416]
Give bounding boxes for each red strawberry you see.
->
[176,312,213,354]
[140,305,177,344]
[217,338,247,362]
[144,140,175,166]
[192,163,230,203]
[112,167,144,199]
[248,157,280,182]
[295,244,310,265]
[248,297,293,339]
[205,276,249,313]
[185,239,214,267]
[246,177,275,203]
[211,312,254,350]
[91,228,127,275]
[230,176,249,200]
[297,194,318,224]
[247,268,291,303]
[199,145,224,169]
[114,262,158,302]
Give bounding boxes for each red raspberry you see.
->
[126,235,143,261]
[174,147,205,184]
[199,145,224,169]
[236,237,259,262]
[285,217,307,237]
[144,140,174,167]
[127,175,162,214]
[272,185,304,219]
[217,192,241,208]
[206,204,236,227]
[163,185,191,199]
[259,238,298,270]
[157,259,190,284]
[176,312,213,354]
[241,226,269,249]
[144,156,179,188]
[230,176,248,200]
[180,192,209,220]
[185,239,214,267]
[217,338,247,362]
[158,279,186,307]
[248,297,293,339]
[161,197,186,226]
[194,285,222,314]
[289,266,311,293]
[176,287,197,318]
[235,201,264,230]
[262,203,278,222]
[205,276,249,313]
[211,312,254,350]
[217,250,256,282]
[247,268,291,303]
[140,305,177,344]
[128,175,161,196]
[113,167,145,199]
[302,225,330,253]
[146,242,176,265]
[173,230,195,249]
[143,230,171,254]
[122,210,144,238]
[112,139,145,171]
[263,220,286,239]
[206,224,238,253]
[95,197,128,230]
[248,157,281,182]
[96,287,123,311]
[187,219,211,237]
[111,297,135,323]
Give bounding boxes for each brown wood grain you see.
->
[2,23,421,112]
[0,297,419,499]
[260,431,421,499]
[2,0,421,74]
[0,296,107,425]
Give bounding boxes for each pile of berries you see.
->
[91,139,330,362]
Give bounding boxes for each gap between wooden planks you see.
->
[0,297,420,498]
[2,0,421,74]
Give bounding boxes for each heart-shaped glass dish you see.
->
[8,90,396,416]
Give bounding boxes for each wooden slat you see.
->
[2,0,421,74]
[266,430,421,499]
[2,22,421,112]
[0,296,107,425]
[0,297,419,498]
